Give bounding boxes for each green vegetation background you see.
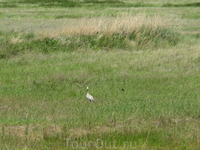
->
[0,0,200,149]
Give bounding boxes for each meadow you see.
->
[0,0,200,149]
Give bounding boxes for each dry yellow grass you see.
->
[0,124,62,141]
[38,13,169,38]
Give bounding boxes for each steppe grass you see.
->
[1,46,200,149]
[0,14,180,58]
[0,0,200,149]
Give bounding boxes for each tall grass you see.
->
[0,14,180,58]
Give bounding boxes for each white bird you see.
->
[86,86,95,102]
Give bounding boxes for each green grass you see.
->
[1,48,200,149]
[0,0,200,149]
[163,2,200,7]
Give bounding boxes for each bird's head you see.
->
[86,86,89,91]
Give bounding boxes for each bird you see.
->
[86,86,95,102]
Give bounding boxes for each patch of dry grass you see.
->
[38,13,168,38]
[0,124,62,141]
[1,116,199,149]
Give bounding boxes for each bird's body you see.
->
[86,92,94,102]
[86,87,95,102]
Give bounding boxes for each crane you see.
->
[86,87,95,102]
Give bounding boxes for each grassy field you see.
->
[0,0,200,149]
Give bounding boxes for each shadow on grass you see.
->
[0,2,18,8]
[19,0,155,8]
[163,2,200,7]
